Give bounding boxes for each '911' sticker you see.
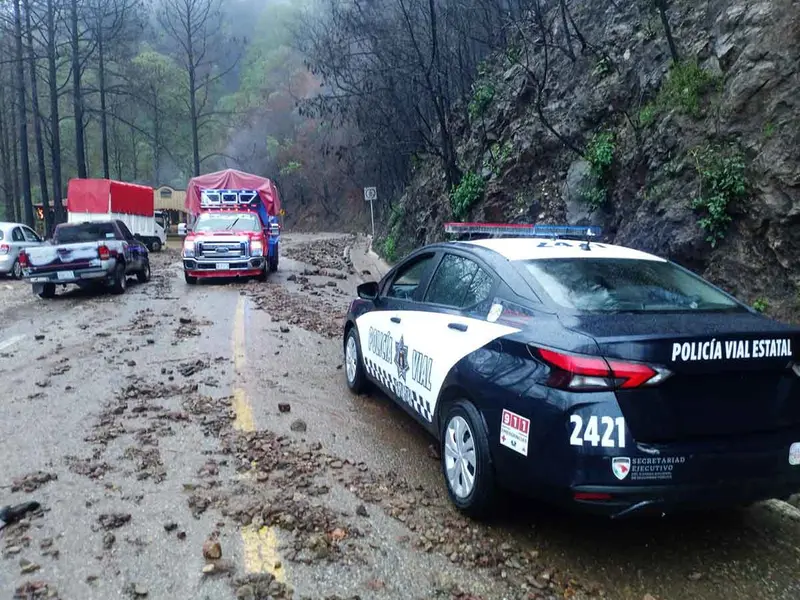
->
[570,415,626,448]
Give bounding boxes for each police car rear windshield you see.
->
[519,258,744,313]
[195,213,260,232]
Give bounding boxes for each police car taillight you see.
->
[97,245,110,260]
[536,347,671,391]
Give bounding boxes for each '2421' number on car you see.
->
[569,415,626,448]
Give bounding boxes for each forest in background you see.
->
[0,0,689,236]
[0,0,381,233]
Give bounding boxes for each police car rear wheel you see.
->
[441,401,496,518]
[344,327,367,393]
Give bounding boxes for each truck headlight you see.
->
[182,239,195,257]
[251,240,264,257]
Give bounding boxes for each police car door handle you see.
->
[448,322,468,332]
[390,316,401,323]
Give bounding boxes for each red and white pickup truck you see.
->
[19,220,150,298]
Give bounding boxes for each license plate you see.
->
[215,263,227,270]
[57,270,74,280]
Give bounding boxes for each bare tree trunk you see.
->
[152,93,161,183]
[13,0,34,227]
[187,39,201,176]
[0,90,17,222]
[46,0,64,223]
[24,0,52,235]
[71,0,87,178]
[559,0,574,60]
[97,31,110,178]
[10,92,21,221]
[654,0,679,63]
[130,123,138,180]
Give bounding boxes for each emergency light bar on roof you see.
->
[200,189,259,208]
[444,222,602,239]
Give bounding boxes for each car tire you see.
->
[11,259,21,279]
[38,283,56,299]
[440,400,497,519]
[137,259,151,283]
[110,262,127,295]
[151,240,162,253]
[344,326,368,394]
[269,247,279,272]
[256,263,268,282]
[184,272,197,285]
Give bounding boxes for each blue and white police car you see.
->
[342,223,800,518]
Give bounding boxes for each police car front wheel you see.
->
[441,401,496,518]
[344,327,368,394]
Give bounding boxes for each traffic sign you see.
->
[364,187,377,201]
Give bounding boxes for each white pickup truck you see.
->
[19,220,151,298]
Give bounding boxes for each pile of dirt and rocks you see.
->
[246,282,348,339]
[283,237,355,273]
[170,382,603,600]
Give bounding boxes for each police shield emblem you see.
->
[611,457,631,481]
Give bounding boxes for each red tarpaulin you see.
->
[185,169,281,216]
[66,179,154,217]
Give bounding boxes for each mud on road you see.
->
[1,234,799,600]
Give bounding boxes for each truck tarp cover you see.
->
[66,178,154,216]
[185,169,281,217]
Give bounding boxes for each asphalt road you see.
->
[1,232,799,600]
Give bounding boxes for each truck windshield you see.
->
[518,258,745,313]
[194,213,260,232]
[54,223,119,244]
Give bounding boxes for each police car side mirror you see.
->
[357,281,379,301]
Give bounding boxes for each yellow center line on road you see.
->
[230,295,286,583]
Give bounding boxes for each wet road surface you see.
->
[1,232,799,600]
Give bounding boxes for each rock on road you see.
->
[1,232,799,600]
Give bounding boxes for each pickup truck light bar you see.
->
[200,189,260,208]
[444,222,602,240]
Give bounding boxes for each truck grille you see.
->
[197,241,247,259]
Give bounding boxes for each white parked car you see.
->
[0,221,45,279]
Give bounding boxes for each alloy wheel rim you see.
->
[345,335,358,384]
[12,261,21,278]
[444,415,477,499]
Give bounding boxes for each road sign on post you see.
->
[364,187,377,238]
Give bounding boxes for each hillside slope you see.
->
[377,0,800,321]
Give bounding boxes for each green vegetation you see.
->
[450,171,486,219]
[484,141,514,177]
[636,61,719,132]
[586,131,615,176]
[753,297,769,313]
[382,236,398,262]
[592,57,612,78]
[763,122,776,139]
[638,103,657,127]
[279,161,302,176]
[690,143,748,247]
[380,205,406,262]
[581,131,615,209]
[658,61,718,117]
[469,83,495,120]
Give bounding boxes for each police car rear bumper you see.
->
[570,477,800,518]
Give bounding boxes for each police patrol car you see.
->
[342,223,800,518]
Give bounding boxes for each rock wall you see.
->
[379,0,800,321]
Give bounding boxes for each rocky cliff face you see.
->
[379,0,800,321]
